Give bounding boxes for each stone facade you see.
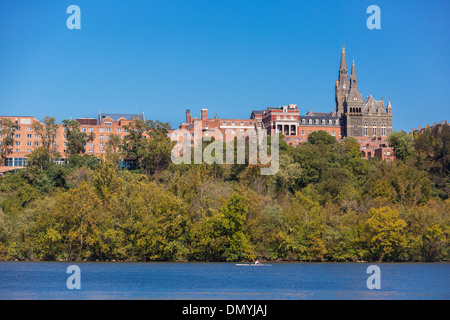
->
[336,47,393,139]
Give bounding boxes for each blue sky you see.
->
[0,0,449,131]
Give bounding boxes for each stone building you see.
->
[336,47,393,139]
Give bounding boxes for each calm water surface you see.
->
[0,262,448,300]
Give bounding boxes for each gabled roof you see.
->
[99,113,144,122]
[363,95,386,115]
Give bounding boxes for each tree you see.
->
[0,118,20,166]
[122,118,147,168]
[219,194,255,261]
[414,124,450,199]
[139,120,174,175]
[62,119,95,157]
[363,207,408,261]
[307,130,337,146]
[33,116,60,157]
[105,133,124,166]
[26,147,51,170]
[388,130,414,162]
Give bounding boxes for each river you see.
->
[0,262,448,300]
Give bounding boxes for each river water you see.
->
[0,262,448,300]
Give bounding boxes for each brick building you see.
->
[1,113,144,169]
[1,46,398,170]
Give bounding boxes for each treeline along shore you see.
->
[0,118,448,262]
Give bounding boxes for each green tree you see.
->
[122,118,147,168]
[307,130,337,146]
[0,118,20,166]
[363,206,408,261]
[139,120,174,175]
[32,116,60,157]
[26,147,51,170]
[62,119,95,157]
[105,133,124,166]
[388,130,414,162]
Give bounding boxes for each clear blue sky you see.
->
[0,0,449,131]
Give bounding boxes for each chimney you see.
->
[201,109,208,120]
[186,109,191,124]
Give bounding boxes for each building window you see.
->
[332,131,335,136]
[99,135,104,140]
[99,127,104,132]
[34,134,39,139]
[27,141,32,147]
[322,119,325,125]
[240,121,244,126]
[316,119,319,124]
[15,141,21,146]
[99,143,104,148]
[372,122,377,135]
[364,122,368,136]
[82,127,87,132]
[308,119,312,125]
[27,134,32,139]
[106,127,111,133]
[88,142,93,147]
[88,127,94,132]
[232,122,235,126]
[302,119,305,124]
[27,126,32,131]
[16,134,21,139]
[105,122,112,126]
[117,128,122,133]
[33,142,39,147]
[301,130,305,135]
[382,123,386,135]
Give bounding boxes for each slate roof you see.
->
[99,113,144,122]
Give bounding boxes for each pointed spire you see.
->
[350,58,357,87]
[339,46,347,72]
[387,99,392,109]
[337,46,349,89]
